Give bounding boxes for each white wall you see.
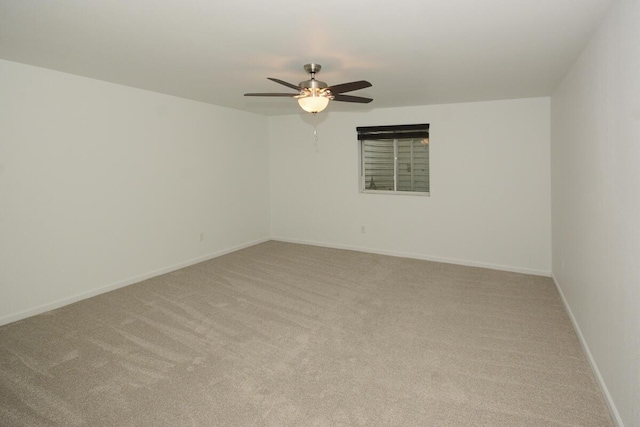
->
[270,98,551,275]
[0,59,270,325]
[551,0,639,425]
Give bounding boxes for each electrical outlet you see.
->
[360,225,366,234]
[200,232,205,242]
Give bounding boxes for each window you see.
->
[357,124,430,195]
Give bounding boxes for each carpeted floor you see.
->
[0,241,613,426]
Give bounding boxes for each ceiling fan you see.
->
[244,64,373,114]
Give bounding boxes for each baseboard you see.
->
[272,237,551,277]
[0,237,270,327]
[0,236,550,323]
[551,273,624,427]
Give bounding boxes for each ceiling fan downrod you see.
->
[300,64,328,91]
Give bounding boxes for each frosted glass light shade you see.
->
[298,95,330,113]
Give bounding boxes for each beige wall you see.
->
[0,59,271,325]
[551,0,640,425]
[269,98,552,275]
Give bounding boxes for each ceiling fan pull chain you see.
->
[313,112,319,142]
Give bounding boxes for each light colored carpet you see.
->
[0,241,613,426]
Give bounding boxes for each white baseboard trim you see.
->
[272,237,551,277]
[551,273,624,427]
[0,237,270,327]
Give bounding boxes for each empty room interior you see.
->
[0,0,638,426]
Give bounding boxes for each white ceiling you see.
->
[0,0,615,116]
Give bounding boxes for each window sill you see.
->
[361,190,430,196]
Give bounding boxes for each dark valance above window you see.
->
[356,123,429,141]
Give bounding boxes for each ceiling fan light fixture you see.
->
[297,93,330,113]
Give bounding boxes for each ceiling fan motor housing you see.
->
[299,79,328,90]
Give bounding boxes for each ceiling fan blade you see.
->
[267,78,301,91]
[327,80,372,94]
[244,93,298,97]
[333,94,373,104]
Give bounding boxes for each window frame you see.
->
[357,124,430,196]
